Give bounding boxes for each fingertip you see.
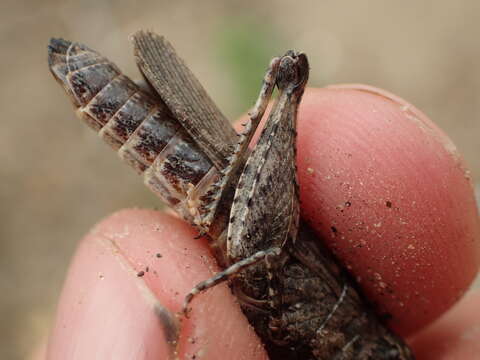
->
[296,86,479,334]
[237,85,479,334]
[47,209,267,360]
[47,209,179,359]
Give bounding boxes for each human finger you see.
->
[47,209,267,360]
[236,86,479,336]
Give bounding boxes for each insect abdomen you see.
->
[48,38,217,222]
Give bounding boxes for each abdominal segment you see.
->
[48,38,218,225]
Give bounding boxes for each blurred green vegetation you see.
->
[215,19,282,116]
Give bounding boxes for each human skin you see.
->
[44,87,480,359]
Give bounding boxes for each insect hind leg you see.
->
[249,56,281,123]
[189,57,282,233]
[182,247,282,316]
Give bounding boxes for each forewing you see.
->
[227,92,300,261]
[132,31,237,169]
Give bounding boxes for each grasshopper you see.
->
[48,31,413,359]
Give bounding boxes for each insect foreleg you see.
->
[190,56,283,233]
[182,246,282,316]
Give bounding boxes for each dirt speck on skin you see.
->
[137,271,145,277]
[386,201,392,208]
[156,253,162,258]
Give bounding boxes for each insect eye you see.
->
[276,52,309,91]
[277,56,298,89]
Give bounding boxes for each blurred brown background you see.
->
[1,1,479,359]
